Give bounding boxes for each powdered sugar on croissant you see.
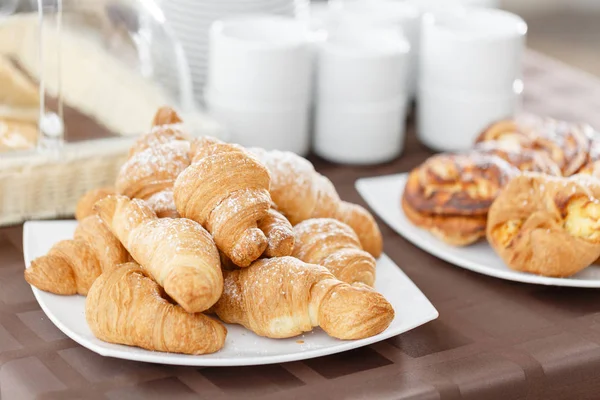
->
[174,137,272,267]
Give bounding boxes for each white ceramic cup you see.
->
[417,83,522,151]
[317,26,410,104]
[315,97,408,165]
[207,15,313,104]
[205,92,311,155]
[420,8,527,91]
[328,0,420,97]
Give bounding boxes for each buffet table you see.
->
[2,51,600,399]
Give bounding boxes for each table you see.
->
[3,51,600,400]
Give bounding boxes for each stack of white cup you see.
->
[314,27,411,164]
[204,15,313,155]
[327,0,420,98]
[418,8,527,151]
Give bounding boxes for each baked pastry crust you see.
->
[174,137,272,267]
[249,148,383,257]
[293,218,376,286]
[213,256,394,340]
[476,115,593,176]
[474,141,562,176]
[86,262,226,355]
[403,152,517,216]
[487,173,600,277]
[95,195,223,313]
[401,152,517,246]
[75,187,115,220]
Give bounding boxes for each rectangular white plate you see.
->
[356,173,600,288]
[23,220,438,367]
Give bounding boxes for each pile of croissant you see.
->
[402,114,600,278]
[24,106,394,355]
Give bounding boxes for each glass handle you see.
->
[36,0,65,153]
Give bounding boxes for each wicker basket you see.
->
[0,138,133,225]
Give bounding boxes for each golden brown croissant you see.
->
[94,194,223,313]
[293,218,376,286]
[86,262,226,355]
[117,107,190,218]
[487,173,600,277]
[258,208,295,257]
[174,137,272,267]
[476,115,593,176]
[213,256,394,340]
[402,152,518,246]
[75,187,115,220]
[116,140,190,200]
[248,148,383,258]
[24,215,129,295]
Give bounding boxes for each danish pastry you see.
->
[487,173,600,277]
[476,115,593,176]
[402,152,518,245]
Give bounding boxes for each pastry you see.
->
[174,137,272,267]
[24,215,129,295]
[293,218,376,286]
[75,187,115,220]
[577,139,600,177]
[258,208,295,257]
[474,141,561,176]
[94,195,223,313]
[128,106,188,157]
[476,115,593,176]
[487,173,600,277]
[212,256,394,340]
[401,152,518,246]
[0,118,37,152]
[249,148,383,258]
[115,107,190,218]
[86,262,226,355]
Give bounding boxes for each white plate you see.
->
[23,220,438,366]
[356,173,600,287]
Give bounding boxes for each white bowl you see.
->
[328,0,420,96]
[317,26,410,104]
[420,8,527,91]
[205,95,311,155]
[417,84,521,151]
[315,97,408,165]
[207,15,313,103]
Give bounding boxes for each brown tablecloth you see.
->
[3,51,600,400]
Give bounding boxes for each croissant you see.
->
[75,187,115,221]
[476,115,593,176]
[293,218,376,286]
[174,137,272,267]
[86,262,226,355]
[213,256,394,340]
[129,106,188,157]
[248,148,383,258]
[116,107,190,218]
[94,195,223,313]
[487,173,600,277]
[258,208,295,257]
[24,215,129,295]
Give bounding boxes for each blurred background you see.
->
[503,0,600,77]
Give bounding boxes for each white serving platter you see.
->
[356,173,600,288]
[23,220,438,367]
